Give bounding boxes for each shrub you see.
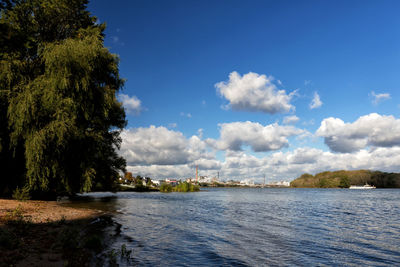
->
[160,183,173,192]
[5,205,24,223]
[12,187,31,201]
[339,176,350,188]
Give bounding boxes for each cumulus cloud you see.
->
[120,126,214,166]
[317,113,400,153]
[120,123,400,181]
[283,115,300,125]
[208,121,304,152]
[215,71,295,114]
[119,112,400,182]
[121,126,189,165]
[219,146,400,181]
[309,92,322,109]
[118,94,142,115]
[370,91,391,105]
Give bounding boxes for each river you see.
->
[65,188,400,266]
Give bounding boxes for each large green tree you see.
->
[0,0,126,198]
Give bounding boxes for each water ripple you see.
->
[67,188,400,266]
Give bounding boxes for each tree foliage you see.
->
[290,170,400,188]
[0,0,126,197]
[159,182,200,193]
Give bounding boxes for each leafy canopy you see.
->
[0,0,126,197]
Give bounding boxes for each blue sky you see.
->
[89,0,400,181]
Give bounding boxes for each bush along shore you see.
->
[0,199,128,267]
[159,182,200,193]
[290,170,400,188]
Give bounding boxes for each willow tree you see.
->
[0,0,126,197]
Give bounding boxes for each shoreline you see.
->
[0,199,116,266]
[0,199,102,224]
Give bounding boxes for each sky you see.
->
[89,0,400,182]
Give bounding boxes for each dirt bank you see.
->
[0,199,115,267]
[0,199,101,224]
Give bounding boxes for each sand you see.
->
[0,199,101,224]
[0,199,109,267]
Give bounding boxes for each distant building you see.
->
[152,180,161,186]
[186,178,195,183]
[165,178,178,186]
[240,179,255,186]
[268,181,290,187]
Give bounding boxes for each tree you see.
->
[339,176,350,188]
[0,0,126,198]
[134,175,143,186]
[124,172,133,183]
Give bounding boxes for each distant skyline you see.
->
[90,0,400,181]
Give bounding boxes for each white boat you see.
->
[349,183,376,189]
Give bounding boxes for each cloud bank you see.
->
[120,113,400,181]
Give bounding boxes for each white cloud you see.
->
[119,120,400,181]
[121,126,189,165]
[370,91,391,105]
[317,113,400,153]
[309,92,322,109]
[121,126,214,166]
[118,94,142,115]
[208,121,305,152]
[215,71,295,114]
[283,115,300,125]
[119,112,400,181]
[219,146,400,181]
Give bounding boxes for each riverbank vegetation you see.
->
[0,0,126,200]
[160,182,200,193]
[290,170,400,188]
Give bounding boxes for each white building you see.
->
[240,179,255,186]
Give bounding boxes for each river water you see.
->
[66,188,400,266]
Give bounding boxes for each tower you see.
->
[196,165,198,182]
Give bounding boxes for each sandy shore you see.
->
[0,199,101,224]
[0,199,113,267]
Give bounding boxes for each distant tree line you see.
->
[0,0,126,199]
[290,170,400,188]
